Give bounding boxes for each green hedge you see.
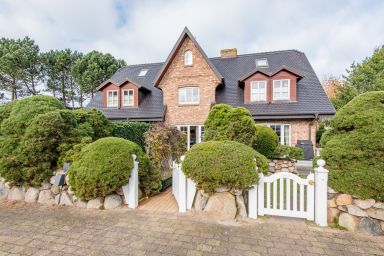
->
[272,145,304,160]
[253,126,279,158]
[320,91,384,201]
[182,141,268,192]
[68,137,149,200]
[111,121,150,149]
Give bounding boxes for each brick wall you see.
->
[157,36,221,125]
[102,82,139,108]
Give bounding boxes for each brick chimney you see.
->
[220,48,237,58]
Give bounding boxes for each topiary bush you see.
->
[72,109,112,140]
[320,91,384,201]
[204,104,256,146]
[253,126,279,158]
[112,121,150,149]
[182,141,268,192]
[68,137,149,200]
[0,101,16,129]
[272,145,304,160]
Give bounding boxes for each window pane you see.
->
[192,88,199,102]
[284,125,290,145]
[179,88,185,103]
[186,88,192,102]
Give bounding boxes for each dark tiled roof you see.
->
[87,49,335,120]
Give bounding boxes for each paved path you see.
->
[0,201,383,256]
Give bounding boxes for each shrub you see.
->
[73,109,111,140]
[144,123,186,181]
[68,137,149,200]
[320,91,384,201]
[253,126,279,158]
[182,141,268,192]
[0,101,16,129]
[272,145,304,160]
[319,130,332,147]
[204,104,256,146]
[112,121,150,149]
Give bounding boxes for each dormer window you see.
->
[273,79,290,100]
[184,50,193,66]
[250,81,267,101]
[256,58,268,68]
[138,69,148,77]
[107,90,118,107]
[122,89,134,107]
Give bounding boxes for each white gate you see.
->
[172,156,196,212]
[122,154,139,209]
[249,159,329,226]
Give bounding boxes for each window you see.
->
[178,87,199,104]
[273,79,290,100]
[122,89,134,107]
[256,58,268,68]
[268,124,291,145]
[184,50,192,66]
[250,81,267,101]
[138,69,148,77]
[107,90,118,107]
[177,125,204,150]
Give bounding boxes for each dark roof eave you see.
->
[253,113,335,120]
[96,79,148,91]
[239,65,304,82]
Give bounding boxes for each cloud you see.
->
[0,0,383,80]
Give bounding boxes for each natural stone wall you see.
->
[268,159,298,174]
[328,187,384,236]
[0,174,142,210]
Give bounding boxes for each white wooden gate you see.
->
[122,154,139,209]
[249,159,329,226]
[172,156,196,212]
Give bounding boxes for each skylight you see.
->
[138,69,148,77]
[256,59,268,68]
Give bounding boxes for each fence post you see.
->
[248,184,258,219]
[315,159,328,227]
[178,155,187,213]
[128,154,139,209]
[257,173,264,216]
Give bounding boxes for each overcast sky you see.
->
[0,0,383,80]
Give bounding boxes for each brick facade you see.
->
[102,82,139,108]
[157,36,221,125]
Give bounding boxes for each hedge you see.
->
[319,91,384,201]
[253,126,279,158]
[182,141,268,192]
[272,145,304,160]
[111,121,150,149]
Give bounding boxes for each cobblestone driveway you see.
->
[0,201,383,256]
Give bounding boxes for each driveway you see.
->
[0,201,383,256]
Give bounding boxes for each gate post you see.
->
[128,154,139,209]
[178,156,187,213]
[315,159,328,227]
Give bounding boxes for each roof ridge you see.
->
[118,61,164,70]
[209,49,303,60]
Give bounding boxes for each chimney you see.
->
[220,48,237,58]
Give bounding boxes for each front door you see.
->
[177,125,204,149]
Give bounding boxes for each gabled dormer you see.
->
[240,65,303,104]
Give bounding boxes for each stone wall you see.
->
[328,188,384,235]
[268,159,298,174]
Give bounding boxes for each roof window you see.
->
[256,58,268,68]
[138,69,148,77]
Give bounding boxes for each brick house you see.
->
[88,27,335,150]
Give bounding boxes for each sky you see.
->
[0,0,383,81]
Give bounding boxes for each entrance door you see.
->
[177,125,204,149]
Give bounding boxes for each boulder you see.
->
[337,205,347,212]
[328,187,337,194]
[40,181,51,190]
[231,189,242,196]
[49,176,55,185]
[116,188,124,196]
[353,199,375,210]
[366,208,384,221]
[55,192,73,206]
[381,221,384,231]
[235,195,247,219]
[328,198,337,208]
[373,202,384,209]
[338,213,359,231]
[346,205,368,217]
[358,217,384,236]
[194,191,202,212]
[214,186,230,193]
[87,198,103,209]
[336,194,352,206]
[50,185,60,195]
[67,186,74,196]
[0,183,9,201]
[8,187,25,201]
[25,187,40,203]
[204,192,237,220]
[327,207,340,223]
[72,196,87,208]
[104,194,122,209]
[38,190,55,205]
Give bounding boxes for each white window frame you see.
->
[250,80,267,102]
[122,89,134,107]
[273,79,290,100]
[138,69,148,77]
[184,50,193,66]
[177,125,204,150]
[178,86,199,105]
[265,124,291,146]
[107,90,119,107]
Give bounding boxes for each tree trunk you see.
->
[61,75,66,106]
[12,78,17,100]
[80,89,83,108]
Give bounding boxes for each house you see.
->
[88,27,335,150]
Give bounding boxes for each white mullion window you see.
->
[267,124,291,146]
[273,79,290,100]
[178,87,199,105]
[122,89,134,107]
[107,90,118,107]
[250,80,267,102]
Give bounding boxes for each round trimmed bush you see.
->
[68,137,149,200]
[320,91,384,201]
[182,141,268,192]
[253,126,279,158]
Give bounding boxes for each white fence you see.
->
[172,156,197,212]
[249,159,329,227]
[122,154,139,209]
